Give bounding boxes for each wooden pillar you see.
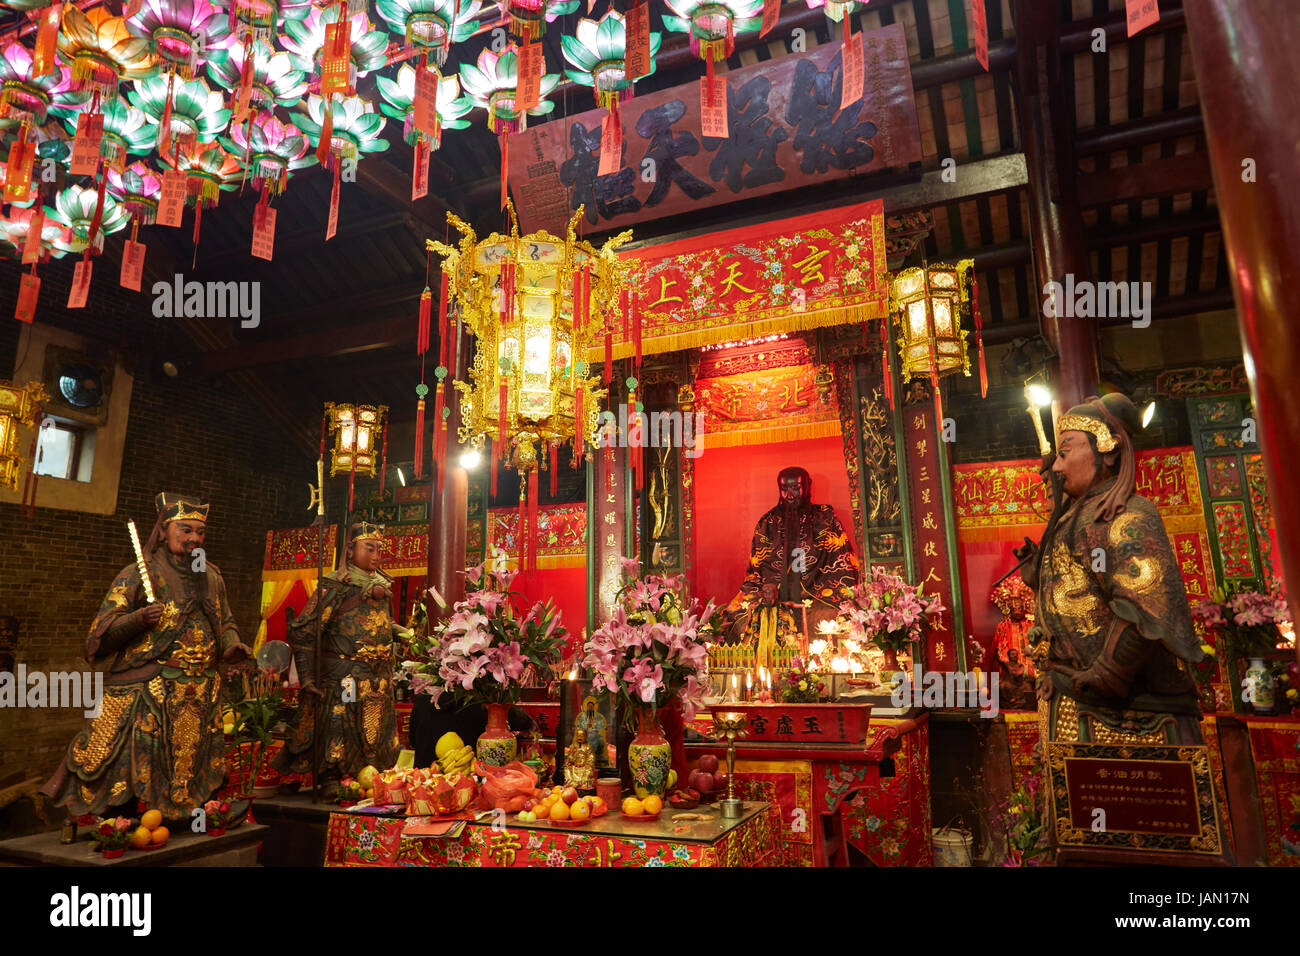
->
[1013,0,1099,410]
[428,322,471,617]
[1184,1,1300,630]
[589,439,629,630]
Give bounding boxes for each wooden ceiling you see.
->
[8,0,1230,457]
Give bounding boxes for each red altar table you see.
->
[686,707,930,867]
[323,801,778,867]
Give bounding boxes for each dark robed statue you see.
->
[724,466,860,664]
[1020,393,1204,745]
[42,493,251,819]
[274,522,407,794]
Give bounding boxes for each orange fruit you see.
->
[130,826,152,849]
[590,796,607,816]
[642,794,663,815]
[150,826,169,845]
[533,801,551,819]
[141,809,163,831]
[621,796,643,816]
[570,800,591,821]
[550,801,571,821]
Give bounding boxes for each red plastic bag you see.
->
[475,760,538,811]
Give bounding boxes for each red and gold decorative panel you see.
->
[1245,719,1300,866]
[695,363,840,448]
[1205,455,1243,498]
[840,716,932,865]
[488,503,586,569]
[262,525,338,580]
[1211,501,1254,579]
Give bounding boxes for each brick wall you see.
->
[0,259,312,780]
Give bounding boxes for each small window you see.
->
[34,418,95,482]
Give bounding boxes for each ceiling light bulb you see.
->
[1026,384,1052,408]
[1142,401,1156,428]
[459,449,481,469]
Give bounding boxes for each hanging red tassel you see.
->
[880,319,894,410]
[158,69,175,152]
[413,390,426,481]
[88,174,108,251]
[499,258,515,326]
[497,380,508,460]
[191,197,203,259]
[499,133,509,210]
[971,271,988,398]
[379,420,389,495]
[417,286,432,354]
[571,267,582,336]
[432,379,446,484]
[317,95,334,166]
[604,327,613,385]
[528,467,539,574]
[629,390,642,493]
[549,441,558,498]
[573,386,583,469]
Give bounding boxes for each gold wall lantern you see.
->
[324,402,388,477]
[890,259,976,386]
[0,380,50,492]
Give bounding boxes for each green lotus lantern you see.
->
[60,98,155,170]
[206,40,307,116]
[458,47,558,136]
[125,0,234,79]
[282,5,389,87]
[803,0,865,23]
[226,0,315,44]
[661,0,764,68]
[0,41,90,124]
[376,64,470,149]
[561,11,662,111]
[0,205,65,260]
[106,160,163,224]
[57,5,158,97]
[128,74,231,150]
[294,93,390,163]
[164,139,241,205]
[506,0,580,43]
[219,114,317,193]
[46,183,131,254]
[374,0,482,67]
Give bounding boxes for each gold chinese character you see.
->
[488,832,522,866]
[590,839,623,866]
[604,511,617,525]
[605,533,616,546]
[915,439,928,458]
[791,246,830,285]
[923,541,938,557]
[912,413,925,432]
[921,488,932,505]
[933,642,947,662]
[922,512,938,531]
[922,567,943,588]
[918,466,931,482]
[780,379,810,411]
[719,261,755,296]
[649,275,683,308]
[605,493,616,504]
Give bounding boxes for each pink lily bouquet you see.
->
[414,563,567,708]
[582,558,717,724]
[839,565,947,655]
[1192,585,1291,660]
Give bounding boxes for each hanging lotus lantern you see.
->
[803,0,865,22]
[46,183,130,255]
[281,5,390,87]
[59,98,155,169]
[374,0,482,67]
[376,64,470,149]
[163,139,241,205]
[206,41,307,117]
[458,47,558,136]
[0,205,65,259]
[128,74,231,151]
[426,202,628,479]
[106,161,163,224]
[0,41,90,123]
[294,93,389,164]
[226,0,315,44]
[57,5,157,97]
[661,0,764,68]
[506,0,580,43]
[125,0,234,79]
[219,114,316,193]
[2,0,56,9]
[561,11,662,111]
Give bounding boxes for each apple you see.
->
[698,754,719,774]
[523,799,535,811]
[667,770,678,789]
[688,770,705,791]
[714,770,729,792]
[695,771,715,792]
[562,787,579,805]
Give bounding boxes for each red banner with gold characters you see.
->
[696,362,840,448]
[594,198,888,361]
[262,525,338,581]
[903,402,960,671]
[487,503,586,569]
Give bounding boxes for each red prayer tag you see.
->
[124,0,142,16]
[21,210,43,265]
[3,136,33,204]
[971,0,989,72]
[251,206,277,260]
[70,113,105,177]
[32,4,60,79]
[157,169,187,227]
[700,79,728,139]
[1126,0,1159,37]
[413,64,439,136]
[516,42,542,112]
[412,138,431,199]
[232,74,253,124]
[759,0,780,38]
[67,259,92,309]
[598,111,623,176]
[121,239,146,291]
[321,22,351,96]
[326,164,340,240]
[840,31,864,109]
[625,3,652,80]
[15,273,40,324]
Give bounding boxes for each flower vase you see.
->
[208,826,226,837]
[1245,658,1275,714]
[476,702,517,766]
[628,710,671,799]
[102,848,124,859]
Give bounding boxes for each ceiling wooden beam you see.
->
[1077,152,1214,207]
[194,314,414,376]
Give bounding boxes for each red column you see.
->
[428,324,471,616]
[1013,0,1099,409]
[1184,1,1300,628]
